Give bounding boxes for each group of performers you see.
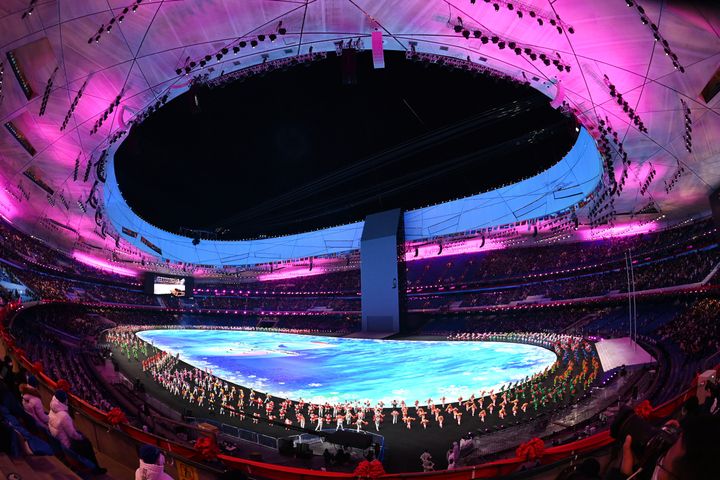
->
[106,327,600,434]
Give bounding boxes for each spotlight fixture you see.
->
[250,40,258,48]
[604,75,648,133]
[258,34,266,41]
[681,99,693,153]
[21,0,36,19]
[269,33,277,42]
[628,0,683,71]
[38,66,59,117]
[471,1,574,34]
[239,41,247,48]
[450,20,570,71]
[60,78,88,131]
[454,24,463,33]
[88,1,145,44]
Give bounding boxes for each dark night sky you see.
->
[115,51,577,239]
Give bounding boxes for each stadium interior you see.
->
[0,1,719,479]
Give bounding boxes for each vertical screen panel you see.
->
[361,209,401,333]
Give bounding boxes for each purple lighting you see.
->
[580,221,660,241]
[405,237,505,262]
[72,251,138,277]
[257,266,327,282]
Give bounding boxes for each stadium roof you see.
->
[0,0,718,269]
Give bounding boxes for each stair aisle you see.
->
[0,453,82,480]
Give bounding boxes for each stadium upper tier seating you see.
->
[0,218,718,312]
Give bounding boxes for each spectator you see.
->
[48,390,106,475]
[20,375,48,427]
[606,414,720,480]
[136,444,173,480]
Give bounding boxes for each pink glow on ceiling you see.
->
[0,0,715,269]
[580,221,660,241]
[404,236,506,262]
[257,266,327,281]
[0,188,18,221]
[72,251,138,277]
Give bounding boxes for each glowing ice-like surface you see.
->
[136,330,557,404]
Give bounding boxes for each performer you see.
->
[355,417,366,433]
[374,413,382,431]
[404,416,415,430]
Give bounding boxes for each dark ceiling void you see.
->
[115,50,578,240]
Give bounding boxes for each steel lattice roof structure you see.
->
[0,0,718,271]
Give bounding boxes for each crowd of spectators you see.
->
[192,294,358,312]
[195,219,716,297]
[405,219,716,289]
[418,308,596,336]
[10,324,114,412]
[195,268,361,295]
[0,221,139,288]
[657,298,720,359]
[0,215,717,316]
[404,247,719,311]
[10,268,158,305]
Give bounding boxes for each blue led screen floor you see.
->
[137,329,557,405]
